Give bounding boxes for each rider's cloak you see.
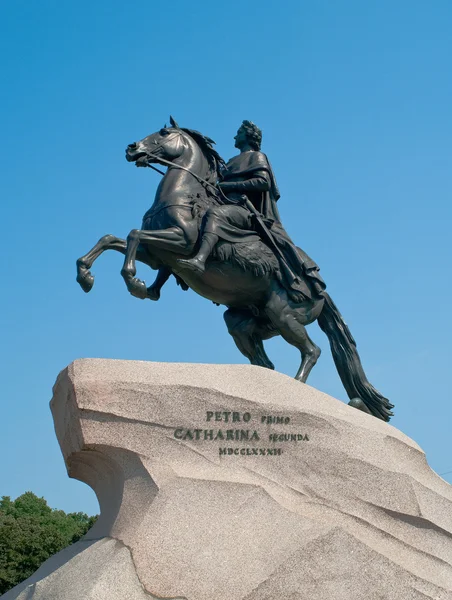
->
[206,151,325,301]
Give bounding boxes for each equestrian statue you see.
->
[76,117,394,422]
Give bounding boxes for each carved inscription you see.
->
[173,412,309,457]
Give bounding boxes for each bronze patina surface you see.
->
[76,118,393,421]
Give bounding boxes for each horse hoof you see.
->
[348,397,372,415]
[129,278,148,300]
[146,286,161,301]
[76,270,94,293]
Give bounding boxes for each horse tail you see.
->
[317,292,394,422]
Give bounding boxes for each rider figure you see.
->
[178,120,325,302]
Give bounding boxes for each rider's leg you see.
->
[177,204,252,273]
[177,233,219,273]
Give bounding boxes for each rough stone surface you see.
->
[2,538,154,599]
[4,359,452,599]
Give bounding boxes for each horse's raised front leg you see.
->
[121,227,190,299]
[77,235,126,293]
[146,267,171,301]
[76,234,153,294]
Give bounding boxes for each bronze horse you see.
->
[76,120,393,422]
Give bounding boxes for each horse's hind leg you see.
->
[263,285,321,382]
[224,309,275,370]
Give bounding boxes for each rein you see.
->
[141,131,229,202]
[146,152,219,193]
[146,152,229,203]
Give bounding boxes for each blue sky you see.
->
[0,0,451,515]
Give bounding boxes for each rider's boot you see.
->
[177,233,219,274]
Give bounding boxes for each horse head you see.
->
[125,116,188,167]
[126,116,225,182]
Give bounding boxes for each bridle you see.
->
[134,130,229,202]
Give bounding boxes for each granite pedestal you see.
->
[4,359,452,599]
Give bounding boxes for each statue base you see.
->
[4,359,452,600]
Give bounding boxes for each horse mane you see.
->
[181,128,225,182]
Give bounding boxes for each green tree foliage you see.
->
[0,492,97,595]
